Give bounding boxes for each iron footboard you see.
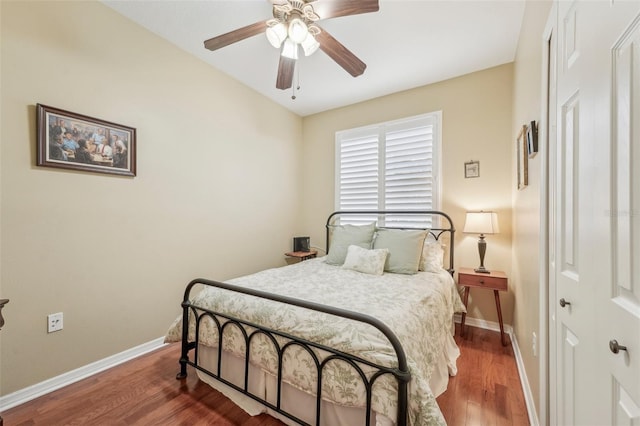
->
[175,278,411,426]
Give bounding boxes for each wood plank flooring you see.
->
[438,325,529,425]
[2,325,528,425]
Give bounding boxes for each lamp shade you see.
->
[281,38,299,59]
[266,23,287,48]
[301,33,320,56]
[288,18,308,44]
[463,211,500,235]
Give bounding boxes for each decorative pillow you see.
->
[372,228,427,274]
[325,222,376,265]
[341,245,389,275]
[419,240,445,272]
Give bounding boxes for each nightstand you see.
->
[285,250,318,261]
[0,298,7,426]
[458,267,509,346]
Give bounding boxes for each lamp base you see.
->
[474,266,491,274]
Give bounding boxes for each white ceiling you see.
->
[103,0,525,117]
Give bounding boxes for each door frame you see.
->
[539,2,558,425]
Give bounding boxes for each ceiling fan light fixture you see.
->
[266,22,287,48]
[301,33,319,56]
[281,38,299,59]
[287,18,308,44]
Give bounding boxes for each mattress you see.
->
[165,257,465,425]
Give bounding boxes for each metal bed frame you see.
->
[176,210,455,426]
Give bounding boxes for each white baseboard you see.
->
[511,332,539,426]
[454,313,514,334]
[454,315,538,426]
[0,337,166,411]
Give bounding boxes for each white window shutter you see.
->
[337,133,379,211]
[336,113,440,227]
[384,122,434,227]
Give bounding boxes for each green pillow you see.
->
[326,223,376,265]
[373,229,427,274]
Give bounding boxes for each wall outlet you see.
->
[532,331,538,357]
[48,312,63,333]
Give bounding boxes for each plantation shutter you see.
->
[336,113,440,227]
[335,130,380,225]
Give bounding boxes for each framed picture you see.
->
[527,120,538,158]
[37,104,136,177]
[517,124,528,190]
[464,160,480,178]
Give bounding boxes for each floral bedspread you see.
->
[165,258,465,425]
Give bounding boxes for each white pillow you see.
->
[419,240,445,272]
[342,245,389,275]
[326,222,376,265]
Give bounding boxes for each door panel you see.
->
[562,2,580,71]
[560,92,579,280]
[561,326,579,425]
[614,382,640,425]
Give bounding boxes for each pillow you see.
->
[372,228,427,274]
[419,240,445,272]
[341,245,389,275]
[325,222,376,265]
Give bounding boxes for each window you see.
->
[335,112,441,227]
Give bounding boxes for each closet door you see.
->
[552,1,640,424]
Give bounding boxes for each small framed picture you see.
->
[464,161,480,178]
[527,120,538,158]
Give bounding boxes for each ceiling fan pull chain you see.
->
[292,61,300,100]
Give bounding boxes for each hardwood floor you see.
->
[439,325,529,425]
[3,325,528,425]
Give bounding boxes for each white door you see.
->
[554,1,598,423]
[553,1,640,424]
[594,3,640,424]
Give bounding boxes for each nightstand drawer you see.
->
[458,269,508,291]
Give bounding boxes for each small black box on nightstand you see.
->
[293,236,310,252]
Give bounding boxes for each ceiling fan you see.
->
[203,0,380,91]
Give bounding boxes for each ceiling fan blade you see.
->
[276,56,296,90]
[315,29,366,77]
[204,21,267,51]
[311,0,379,19]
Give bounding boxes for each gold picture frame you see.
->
[517,124,528,189]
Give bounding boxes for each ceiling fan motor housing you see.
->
[267,0,321,58]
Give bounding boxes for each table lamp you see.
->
[463,211,500,273]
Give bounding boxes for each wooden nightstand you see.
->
[285,250,318,261]
[0,298,7,426]
[458,267,509,346]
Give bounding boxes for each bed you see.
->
[165,210,465,426]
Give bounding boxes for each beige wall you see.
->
[300,64,515,325]
[0,0,552,411]
[0,1,302,394]
[511,0,553,418]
